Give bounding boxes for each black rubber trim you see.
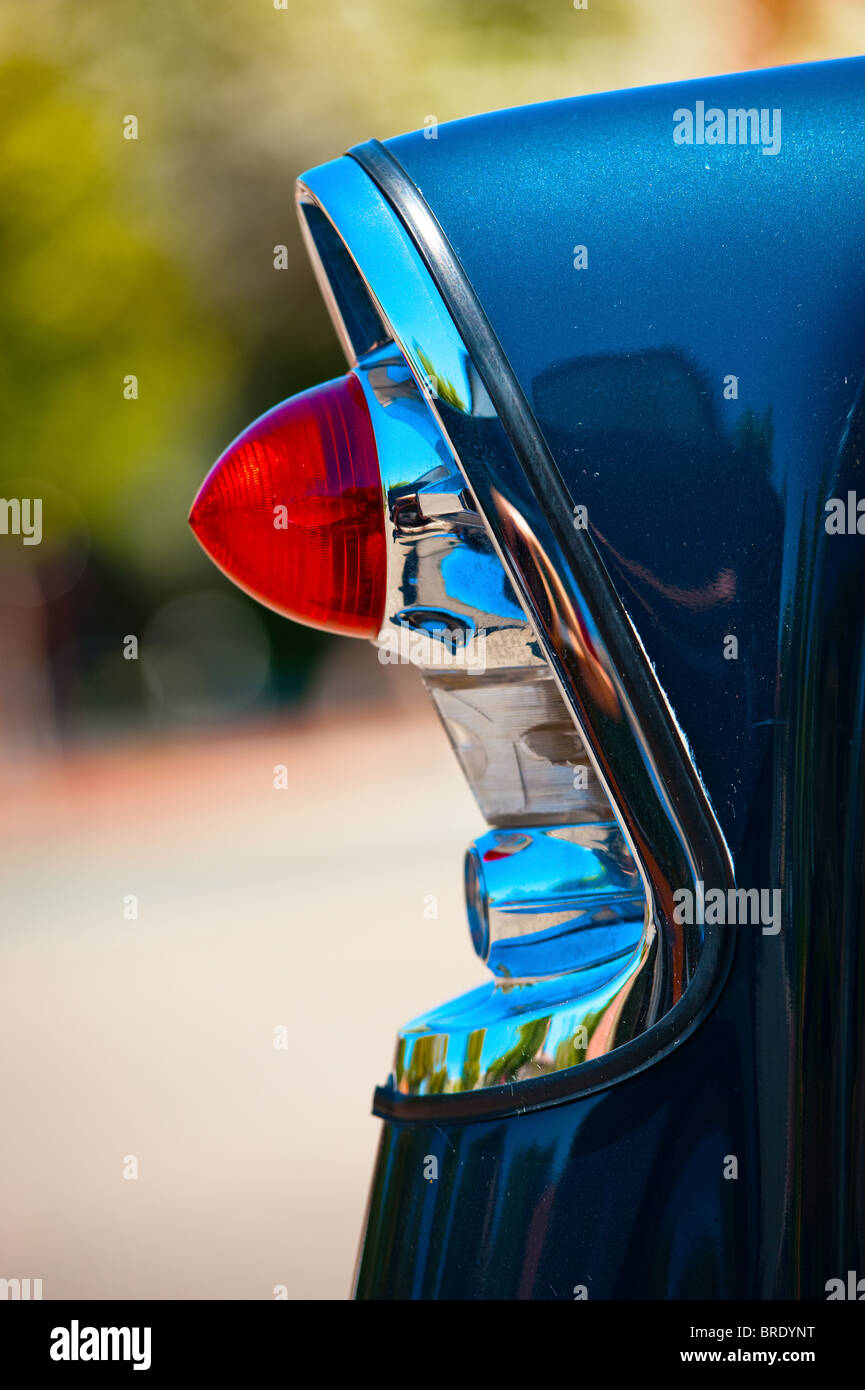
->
[347,138,735,1125]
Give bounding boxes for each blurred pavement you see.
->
[0,680,486,1299]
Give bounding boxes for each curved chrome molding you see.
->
[296,150,735,1116]
[352,351,658,1094]
[392,821,654,1098]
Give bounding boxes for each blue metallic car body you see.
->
[353,57,865,1298]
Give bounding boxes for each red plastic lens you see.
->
[188,374,386,638]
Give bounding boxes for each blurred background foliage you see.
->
[0,0,860,748]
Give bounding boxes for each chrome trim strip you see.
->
[296,150,735,1116]
[353,349,658,1093]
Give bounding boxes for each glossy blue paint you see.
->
[384,57,864,862]
[355,58,865,1298]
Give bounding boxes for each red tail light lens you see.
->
[188,373,385,637]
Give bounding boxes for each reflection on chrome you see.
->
[469,822,646,980]
[298,153,734,1101]
[393,821,656,1097]
[396,941,656,1096]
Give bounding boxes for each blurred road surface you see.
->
[0,681,486,1299]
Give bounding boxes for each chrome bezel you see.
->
[296,150,735,1118]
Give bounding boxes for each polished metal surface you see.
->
[426,670,612,826]
[399,822,652,1094]
[349,348,656,1092]
[396,934,654,1096]
[354,350,612,822]
[470,822,646,979]
[354,348,540,677]
[297,151,733,1106]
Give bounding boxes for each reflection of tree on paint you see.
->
[533,349,781,629]
[533,347,784,825]
[731,405,774,480]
